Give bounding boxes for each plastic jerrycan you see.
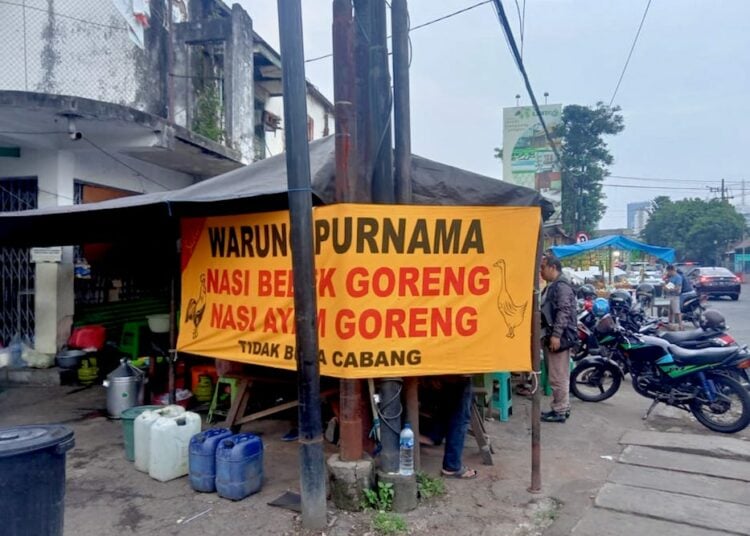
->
[149,411,202,482]
[189,428,233,492]
[133,405,185,473]
[215,433,264,501]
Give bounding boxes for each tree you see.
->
[641,197,747,264]
[557,102,624,235]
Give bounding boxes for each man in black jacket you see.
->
[540,255,577,423]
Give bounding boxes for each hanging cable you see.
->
[490,0,561,164]
[305,0,492,63]
[83,137,169,191]
[609,0,653,106]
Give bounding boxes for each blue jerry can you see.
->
[215,433,264,501]
[188,428,233,492]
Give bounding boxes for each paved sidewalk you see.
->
[569,431,750,536]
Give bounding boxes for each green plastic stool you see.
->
[541,356,575,396]
[207,376,241,423]
[491,372,513,421]
[119,321,148,360]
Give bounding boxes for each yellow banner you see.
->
[178,204,540,378]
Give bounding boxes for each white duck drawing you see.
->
[493,259,528,338]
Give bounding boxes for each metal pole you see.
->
[368,0,401,474]
[353,0,372,196]
[391,0,418,470]
[392,0,412,204]
[277,0,326,528]
[333,0,364,463]
[369,0,394,203]
[529,220,543,493]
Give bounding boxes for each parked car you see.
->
[687,266,741,300]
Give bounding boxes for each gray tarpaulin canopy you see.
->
[0,136,553,247]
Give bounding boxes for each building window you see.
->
[307,116,314,141]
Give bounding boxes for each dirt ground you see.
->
[0,378,737,536]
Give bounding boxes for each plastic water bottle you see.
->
[399,423,414,476]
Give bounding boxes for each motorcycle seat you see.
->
[661,329,718,344]
[668,344,739,365]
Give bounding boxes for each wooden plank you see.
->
[222,378,251,431]
[595,483,750,535]
[620,445,750,482]
[469,401,493,465]
[235,388,339,425]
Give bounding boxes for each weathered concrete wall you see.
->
[0,0,167,116]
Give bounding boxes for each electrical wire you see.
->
[491,0,561,164]
[83,137,169,192]
[304,0,492,63]
[0,0,129,32]
[604,183,709,191]
[609,0,653,106]
[608,174,731,184]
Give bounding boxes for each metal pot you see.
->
[55,349,86,369]
[103,359,145,419]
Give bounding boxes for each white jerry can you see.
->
[133,405,185,473]
[149,411,202,482]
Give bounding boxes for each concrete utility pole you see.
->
[276,0,326,529]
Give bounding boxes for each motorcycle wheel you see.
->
[570,361,622,402]
[689,373,750,434]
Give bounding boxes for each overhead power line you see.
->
[604,183,710,191]
[609,0,652,106]
[490,0,561,164]
[607,174,733,185]
[304,0,492,63]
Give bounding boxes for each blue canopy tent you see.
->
[550,235,675,284]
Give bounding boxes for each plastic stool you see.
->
[491,372,513,421]
[541,356,575,396]
[119,321,148,360]
[207,376,241,423]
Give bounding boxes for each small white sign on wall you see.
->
[30,247,63,263]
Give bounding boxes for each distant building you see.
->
[627,201,651,235]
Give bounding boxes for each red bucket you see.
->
[68,325,106,350]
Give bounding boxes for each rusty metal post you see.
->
[529,221,543,493]
[333,0,364,463]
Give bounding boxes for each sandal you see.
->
[441,466,478,479]
[516,385,533,396]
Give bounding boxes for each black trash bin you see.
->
[0,425,75,536]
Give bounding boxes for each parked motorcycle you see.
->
[569,317,750,433]
[680,290,706,328]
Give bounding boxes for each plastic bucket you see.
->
[120,405,162,461]
[0,425,75,536]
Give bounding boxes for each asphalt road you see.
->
[699,290,750,345]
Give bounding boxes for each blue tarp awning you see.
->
[550,234,675,263]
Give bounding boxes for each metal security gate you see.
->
[0,178,37,346]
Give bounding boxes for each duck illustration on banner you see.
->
[493,259,527,338]
[184,273,207,339]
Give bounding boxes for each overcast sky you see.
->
[237,0,750,229]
